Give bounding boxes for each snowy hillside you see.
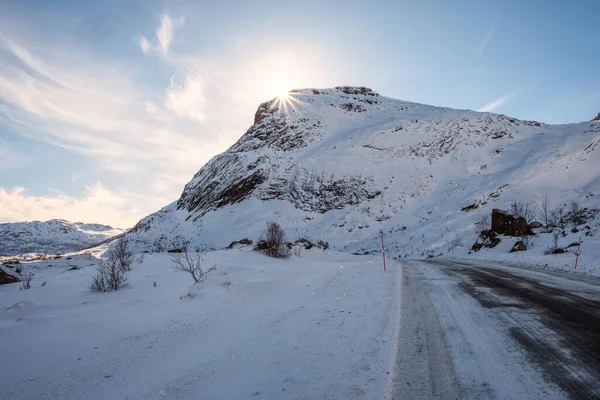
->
[0,249,399,399]
[0,219,124,256]
[127,86,600,273]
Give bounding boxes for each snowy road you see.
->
[391,259,600,400]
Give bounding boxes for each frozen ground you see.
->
[0,248,398,400]
[2,249,600,399]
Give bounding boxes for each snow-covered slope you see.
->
[128,86,600,272]
[0,219,124,256]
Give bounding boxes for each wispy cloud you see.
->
[165,74,207,121]
[139,12,184,57]
[0,14,340,227]
[477,92,516,112]
[477,26,494,52]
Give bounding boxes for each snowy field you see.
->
[0,248,398,400]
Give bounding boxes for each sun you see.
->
[277,90,290,102]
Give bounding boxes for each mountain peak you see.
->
[124,88,600,257]
[592,112,600,122]
[253,86,379,125]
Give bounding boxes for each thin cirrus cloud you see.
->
[0,17,225,226]
[139,12,184,57]
[477,92,515,112]
[0,10,340,226]
[477,26,494,52]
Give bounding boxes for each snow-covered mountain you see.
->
[0,219,124,256]
[128,86,600,265]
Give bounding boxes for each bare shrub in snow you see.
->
[171,245,214,283]
[111,237,134,272]
[41,281,47,287]
[509,201,536,223]
[519,234,534,250]
[551,207,566,229]
[552,230,560,251]
[20,272,33,290]
[255,221,291,259]
[568,201,586,227]
[536,193,552,232]
[90,257,129,292]
[474,212,490,233]
[544,231,564,255]
[448,237,463,252]
[136,253,145,265]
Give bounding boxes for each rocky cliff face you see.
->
[128,87,600,257]
[0,219,124,256]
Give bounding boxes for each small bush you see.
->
[519,234,534,250]
[509,201,536,223]
[448,236,463,251]
[568,201,586,227]
[20,273,33,290]
[255,221,291,259]
[551,207,566,229]
[111,237,134,272]
[90,258,129,292]
[474,212,490,234]
[536,193,552,232]
[41,281,47,287]
[170,245,215,283]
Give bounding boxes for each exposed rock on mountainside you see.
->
[491,209,528,236]
[127,86,600,259]
[0,219,124,256]
[592,112,600,122]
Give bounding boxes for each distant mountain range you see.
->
[0,219,124,256]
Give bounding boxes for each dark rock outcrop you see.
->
[591,112,600,122]
[472,230,501,251]
[0,267,20,285]
[491,209,528,236]
[510,241,527,252]
[228,238,253,249]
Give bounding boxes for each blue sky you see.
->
[1,0,599,227]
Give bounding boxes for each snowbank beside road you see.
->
[0,248,398,400]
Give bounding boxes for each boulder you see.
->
[528,222,543,229]
[491,209,528,236]
[471,230,501,252]
[227,238,253,249]
[294,238,314,250]
[0,266,20,285]
[510,241,527,253]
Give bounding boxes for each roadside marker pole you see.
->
[574,236,582,269]
[380,231,387,272]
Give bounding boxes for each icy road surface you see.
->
[391,260,600,400]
